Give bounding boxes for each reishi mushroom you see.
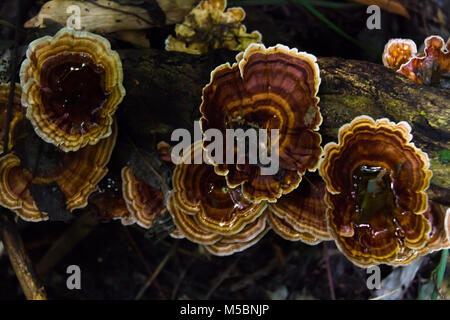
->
[165,0,262,55]
[319,116,432,267]
[20,27,125,152]
[167,142,268,255]
[200,43,322,203]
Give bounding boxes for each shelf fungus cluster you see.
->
[165,44,333,256]
[165,0,262,55]
[168,142,269,256]
[20,27,125,152]
[201,44,322,203]
[0,113,118,221]
[319,116,435,267]
[383,35,450,88]
[268,173,331,244]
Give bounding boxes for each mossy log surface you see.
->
[112,49,448,205]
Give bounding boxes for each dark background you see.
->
[0,0,448,300]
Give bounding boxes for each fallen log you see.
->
[114,49,449,205]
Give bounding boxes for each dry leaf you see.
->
[349,0,410,19]
[24,0,154,33]
[156,0,199,24]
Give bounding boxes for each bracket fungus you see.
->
[167,142,268,255]
[383,35,450,88]
[319,116,433,267]
[267,211,321,244]
[165,0,262,55]
[268,173,331,244]
[382,38,417,71]
[168,196,269,256]
[398,36,449,87]
[88,173,134,225]
[0,120,117,222]
[200,44,322,203]
[121,166,166,229]
[20,27,125,152]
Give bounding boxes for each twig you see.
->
[36,209,99,279]
[0,211,47,300]
[204,256,241,299]
[134,241,178,300]
[323,242,336,300]
[123,226,167,299]
[171,256,196,299]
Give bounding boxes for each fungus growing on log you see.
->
[200,43,322,203]
[382,38,417,71]
[167,142,268,255]
[87,173,134,225]
[267,210,321,244]
[319,116,432,267]
[165,0,262,55]
[121,166,166,229]
[383,35,450,88]
[269,173,331,242]
[0,120,117,222]
[169,142,267,235]
[20,27,125,151]
[398,36,449,88]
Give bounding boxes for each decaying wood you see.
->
[0,212,47,300]
[114,49,449,204]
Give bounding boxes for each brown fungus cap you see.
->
[382,38,417,71]
[121,166,166,229]
[398,36,449,87]
[204,217,270,256]
[88,173,134,225]
[168,195,269,255]
[0,120,117,222]
[169,142,267,236]
[200,44,322,203]
[167,142,268,255]
[418,203,450,254]
[165,0,261,55]
[319,116,432,267]
[267,210,321,244]
[269,172,331,242]
[20,28,125,152]
[0,153,45,221]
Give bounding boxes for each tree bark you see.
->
[115,49,450,205]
